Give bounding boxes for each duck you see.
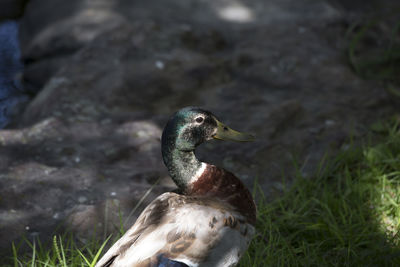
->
[95,107,256,267]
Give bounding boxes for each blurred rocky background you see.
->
[0,0,399,256]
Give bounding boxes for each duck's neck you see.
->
[162,147,206,190]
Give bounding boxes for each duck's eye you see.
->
[195,117,204,123]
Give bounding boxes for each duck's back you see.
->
[95,192,255,267]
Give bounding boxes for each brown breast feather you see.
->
[186,165,256,225]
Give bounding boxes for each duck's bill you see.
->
[213,119,255,142]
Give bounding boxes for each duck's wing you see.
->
[95,192,254,267]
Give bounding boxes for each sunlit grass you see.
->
[10,233,112,267]
[240,122,400,266]
[6,122,400,266]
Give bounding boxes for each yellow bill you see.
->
[213,118,255,142]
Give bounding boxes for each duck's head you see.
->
[161,107,254,189]
[162,107,254,153]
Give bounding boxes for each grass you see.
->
[10,234,112,267]
[239,120,400,266]
[6,121,400,266]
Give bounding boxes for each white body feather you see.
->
[95,192,254,267]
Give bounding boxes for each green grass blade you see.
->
[77,249,90,266]
[90,235,112,267]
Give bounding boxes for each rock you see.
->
[19,0,127,91]
[0,116,171,253]
[66,205,99,236]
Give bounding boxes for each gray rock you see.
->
[19,0,127,90]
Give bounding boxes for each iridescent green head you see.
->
[162,107,253,161]
[161,107,254,188]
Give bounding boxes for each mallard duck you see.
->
[95,107,256,267]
